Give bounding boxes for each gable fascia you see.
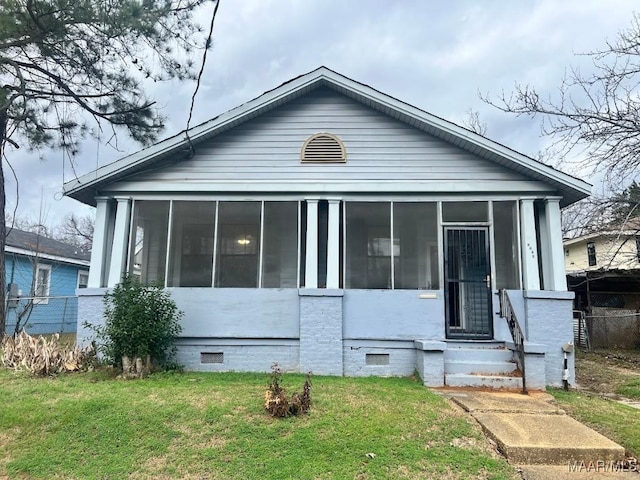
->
[64,66,591,207]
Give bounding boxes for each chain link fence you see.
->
[586,308,640,350]
[4,296,78,336]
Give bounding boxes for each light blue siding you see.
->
[106,88,553,196]
[5,253,85,335]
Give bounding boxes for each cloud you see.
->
[6,0,639,225]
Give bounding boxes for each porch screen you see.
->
[262,202,298,288]
[346,202,393,289]
[393,203,439,289]
[215,202,261,288]
[129,200,170,285]
[167,201,216,287]
[493,201,520,289]
[442,201,488,222]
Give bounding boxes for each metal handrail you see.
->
[498,289,527,394]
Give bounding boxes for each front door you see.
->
[444,227,493,339]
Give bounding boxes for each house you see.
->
[564,224,640,349]
[4,228,90,335]
[64,67,590,388]
[565,223,640,310]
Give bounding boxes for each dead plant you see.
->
[264,363,312,417]
[1,330,95,376]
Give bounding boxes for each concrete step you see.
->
[475,412,625,465]
[444,347,514,363]
[445,373,523,389]
[446,340,506,350]
[444,359,518,375]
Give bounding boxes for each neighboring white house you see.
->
[565,224,640,330]
[64,67,591,389]
[565,227,640,274]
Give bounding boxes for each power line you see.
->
[185,0,221,157]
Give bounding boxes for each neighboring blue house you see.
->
[5,228,90,335]
[65,67,591,389]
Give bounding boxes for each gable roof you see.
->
[64,66,591,207]
[5,228,91,266]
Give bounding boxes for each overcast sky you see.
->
[7,0,638,227]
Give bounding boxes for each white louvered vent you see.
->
[301,133,346,163]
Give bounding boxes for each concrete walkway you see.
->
[436,390,636,479]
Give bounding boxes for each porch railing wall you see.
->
[498,289,527,394]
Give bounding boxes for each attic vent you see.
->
[301,133,346,163]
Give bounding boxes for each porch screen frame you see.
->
[127,199,301,289]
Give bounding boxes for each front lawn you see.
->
[551,348,640,457]
[551,390,640,457]
[0,370,517,479]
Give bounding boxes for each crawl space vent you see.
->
[301,133,346,163]
[366,353,390,366]
[201,352,224,364]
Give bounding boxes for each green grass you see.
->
[0,370,517,479]
[551,390,640,457]
[615,378,640,400]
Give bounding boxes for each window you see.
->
[587,241,597,266]
[77,271,89,289]
[34,264,51,304]
[636,236,640,263]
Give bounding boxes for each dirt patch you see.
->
[575,349,640,397]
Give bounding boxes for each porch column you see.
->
[107,197,132,287]
[541,197,567,291]
[305,199,319,288]
[520,198,540,290]
[326,199,341,289]
[88,197,110,288]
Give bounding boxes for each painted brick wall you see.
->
[175,344,299,372]
[343,345,416,377]
[299,292,343,375]
[525,291,575,387]
[77,289,107,346]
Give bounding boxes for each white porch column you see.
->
[107,197,132,287]
[305,199,319,288]
[326,199,341,289]
[520,198,540,290]
[88,197,110,288]
[537,203,551,290]
[542,197,567,291]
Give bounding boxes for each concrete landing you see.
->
[439,390,626,471]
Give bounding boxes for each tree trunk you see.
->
[0,108,7,337]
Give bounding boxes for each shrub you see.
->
[1,330,95,375]
[87,275,183,376]
[264,364,312,417]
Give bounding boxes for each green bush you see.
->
[87,275,183,373]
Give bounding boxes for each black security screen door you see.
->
[444,227,493,339]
